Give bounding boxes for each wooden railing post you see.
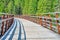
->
[55,13,60,34]
[44,16,47,27]
[10,15,12,25]
[40,16,42,26]
[1,15,5,35]
[6,15,8,31]
[50,20,52,30]
[12,15,14,24]
[8,15,10,28]
[0,17,2,36]
[9,15,11,27]
[48,14,52,30]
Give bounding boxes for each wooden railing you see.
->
[15,12,60,34]
[0,14,14,37]
[30,12,60,34]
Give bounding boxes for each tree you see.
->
[0,0,59,15]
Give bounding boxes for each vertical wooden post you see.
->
[9,15,11,26]
[12,15,14,23]
[8,15,10,28]
[10,15,12,26]
[9,15,10,27]
[55,13,60,34]
[58,25,60,34]
[10,15,12,25]
[50,20,52,30]
[11,15,13,24]
[44,16,47,27]
[40,16,42,26]
[6,15,8,31]
[0,17,2,36]
[48,14,52,30]
[10,15,11,26]
[1,15,5,35]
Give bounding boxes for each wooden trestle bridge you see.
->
[0,12,60,40]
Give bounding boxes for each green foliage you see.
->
[0,0,59,15]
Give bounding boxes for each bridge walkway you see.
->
[0,18,60,40]
[19,18,60,40]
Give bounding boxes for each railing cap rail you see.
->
[0,13,14,15]
[54,12,60,14]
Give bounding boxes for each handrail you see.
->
[0,13,14,15]
[0,17,14,23]
[0,14,14,37]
